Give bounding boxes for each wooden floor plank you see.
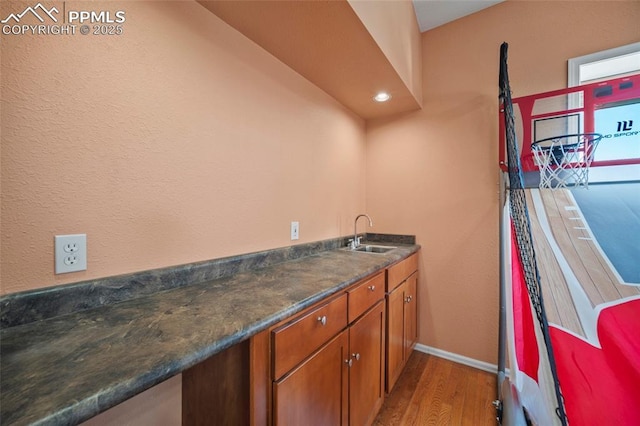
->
[441,359,467,425]
[373,349,428,426]
[398,355,440,425]
[477,370,499,423]
[413,356,451,426]
[374,351,496,426]
[461,368,481,426]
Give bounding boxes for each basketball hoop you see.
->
[531,133,602,190]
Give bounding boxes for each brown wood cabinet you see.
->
[348,299,385,426]
[404,272,418,358]
[273,330,349,426]
[273,272,386,426]
[183,339,251,426]
[385,254,418,393]
[386,279,405,393]
[270,293,349,425]
[183,254,418,426]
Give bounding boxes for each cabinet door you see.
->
[385,282,405,393]
[349,300,385,426]
[404,272,418,356]
[273,330,349,426]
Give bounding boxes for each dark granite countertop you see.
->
[0,241,419,425]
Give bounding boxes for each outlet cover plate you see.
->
[290,221,299,240]
[55,234,87,274]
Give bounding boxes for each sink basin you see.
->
[352,244,397,254]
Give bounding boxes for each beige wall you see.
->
[2,1,366,423]
[366,0,640,364]
[0,1,367,295]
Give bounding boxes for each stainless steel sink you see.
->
[352,244,397,254]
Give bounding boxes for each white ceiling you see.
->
[412,0,505,32]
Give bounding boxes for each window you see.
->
[568,42,640,182]
[568,41,640,86]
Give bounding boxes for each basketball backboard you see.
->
[499,74,640,174]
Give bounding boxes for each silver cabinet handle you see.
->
[352,353,361,361]
[405,295,413,303]
[345,358,353,367]
[317,315,327,326]
[367,285,375,291]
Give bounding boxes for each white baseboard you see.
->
[414,343,498,374]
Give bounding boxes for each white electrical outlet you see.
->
[291,221,299,240]
[55,234,87,274]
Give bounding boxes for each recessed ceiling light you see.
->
[373,92,391,102]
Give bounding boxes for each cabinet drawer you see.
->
[272,293,348,380]
[347,272,385,324]
[386,253,418,292]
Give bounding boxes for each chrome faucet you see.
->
[351,214,373,249]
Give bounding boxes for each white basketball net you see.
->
[531,133,602,190]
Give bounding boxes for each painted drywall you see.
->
[348,0,423,106]
[1,0,367,422]
[0,0,367,296]
[366,0,640,364]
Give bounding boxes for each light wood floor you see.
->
[374,351,497,426]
